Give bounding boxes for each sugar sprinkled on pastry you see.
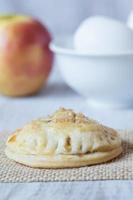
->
[5,108,122,168]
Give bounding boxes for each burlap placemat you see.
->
[0,130,133,182]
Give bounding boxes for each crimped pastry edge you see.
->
[5,146,122,168]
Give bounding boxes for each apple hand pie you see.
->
[5,108,122,168]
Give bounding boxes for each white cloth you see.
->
[0,181,133,200]
[0,68,133,132]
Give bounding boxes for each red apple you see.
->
[0,15,53,96]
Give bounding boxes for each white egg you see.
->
[74,16,133,53]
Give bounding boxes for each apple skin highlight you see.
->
[0,15,53,96]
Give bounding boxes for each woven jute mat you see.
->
[0,130,133,183]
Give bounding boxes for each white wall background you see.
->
[0,0,132,35]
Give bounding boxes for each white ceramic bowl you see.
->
[50,36,133,108]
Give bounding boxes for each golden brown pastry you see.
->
[5,108,122,168]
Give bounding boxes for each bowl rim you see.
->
[50,35,133,57]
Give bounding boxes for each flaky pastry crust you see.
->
[5,108,122,168]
